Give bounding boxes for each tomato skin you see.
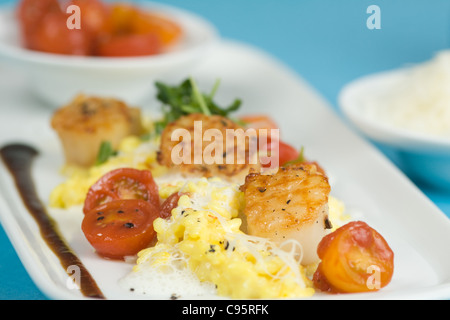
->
[97,2,180,57]
[239,115,302,168]
[259,138,299,169]
[96,33,160,57]
[278,141,300,166]
[239,114,278,132]
[83,168,160,215]
[159,192,185,219]
[313,221,394,293]
[64,0,110,36]
[104,3,137,34]
[82,199,159,259]
[17,0,181,57]
[132,12,182,45]
[17,0,94,55]
[16,0,61,49]
[32,11,93,55]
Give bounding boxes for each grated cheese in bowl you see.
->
[363,50,450,139]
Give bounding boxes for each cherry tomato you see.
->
[313,221,394,293]
[82,199,159,259]
[259,138,299,168]
[105,3,139,34]
[16,0,61,49]
[96,33,160,57]
[278,141,300,166]
[64,0,110,36]
[239,114,278,132]
[239,114,295,166]
[240,114,278,143]
[132,12,182,45]
[17,0,181,57]
[83,168,160,214]
[239,114,280,168]
[159,192,185,219]
[32,11,92,55]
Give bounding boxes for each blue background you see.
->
[0,0,449,299]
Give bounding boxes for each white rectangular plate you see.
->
[1,40,450,300]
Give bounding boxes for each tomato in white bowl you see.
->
[0,0,218,107]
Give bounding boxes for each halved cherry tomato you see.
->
[82,199,159,259]
[83,168,160,214]
[96,33,160,57]
[313,221,394,293]
[159,192,185,219]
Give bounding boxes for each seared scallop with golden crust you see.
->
[157,113,260,183]
[239,162,332,265]
[51,94,143,167]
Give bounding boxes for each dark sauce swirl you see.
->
[0,143,105,299]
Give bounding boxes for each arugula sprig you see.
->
[95,141,117,166]
[154,77,242,134]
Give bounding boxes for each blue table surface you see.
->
[0,0,449,300]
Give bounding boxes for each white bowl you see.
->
[0,2,218,107]
[339,68,450,190]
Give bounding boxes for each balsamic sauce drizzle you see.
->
[0,143,105,299]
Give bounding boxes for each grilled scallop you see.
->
[157,113,260,183]
[239,163,332,265]
[51,94,143,167]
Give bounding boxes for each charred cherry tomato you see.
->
[159,192,185,219]
[32,11,93,55]
[17,0,181,57]
[105,3,140,34]
[82,199,159,259]
[16,0,61,49]
[132,12,182,45]
[64,0,110,36]
[83,168,160,214]
[96,33,160,57]
[313,221,394,293]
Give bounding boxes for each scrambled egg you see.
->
[131,178,315,299]
[49,136,167,208]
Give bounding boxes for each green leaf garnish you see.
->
[153,77,242,134]
[95,141,117,166]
